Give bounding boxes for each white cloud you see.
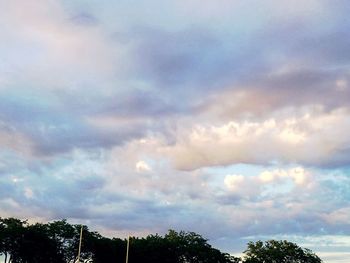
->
[259,167,308,185]
[135,160,152,173]
[318,252,350,263]
[165,108,350,170]
[224,174,245,192]
[223,167,312,201]
[259,170,277,183]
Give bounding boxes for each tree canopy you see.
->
[0,217,322,263]
[242,240,322,263]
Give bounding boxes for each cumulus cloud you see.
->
[0,138,349,254]
[1,0,349,160]
[223,167,312,202]
[165,108,350,170]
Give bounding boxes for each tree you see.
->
[89,236,121,263]
[0,217,27,263]
[47,220,77,263]
[3,217,323,263]
[19,223,64,263]
[163,230,240,263]
[122,230,239,263]
[242,240,322,263]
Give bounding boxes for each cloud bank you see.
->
[1,0,350,262]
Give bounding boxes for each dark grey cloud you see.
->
[293,30,350,65]
[247,68,350,110]
[0,90,149,156]
[95,90,188,118]
[129,27,261,94]
[121,19,350,124]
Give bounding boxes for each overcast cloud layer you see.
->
[1,1,350,262]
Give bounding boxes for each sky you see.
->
[0,0,350,262]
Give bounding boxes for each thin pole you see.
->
[125,235,130,263]
[77,225,83,263]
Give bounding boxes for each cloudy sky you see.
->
[1,0,350,262]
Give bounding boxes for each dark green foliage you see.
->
[0,217,321,263]
[162,230,237,263]
[46,220,77,262]
[19,223,63,263]
[126,230,238,263]
[242,240,322,263]
[0,217,27,263]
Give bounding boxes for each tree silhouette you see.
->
[0,217,322,263]
[242,240,322,263]
[0,217,26,263]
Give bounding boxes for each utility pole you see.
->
[77,225,83,263]
[125,235,130,263]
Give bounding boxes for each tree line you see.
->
[0,217,322,263]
